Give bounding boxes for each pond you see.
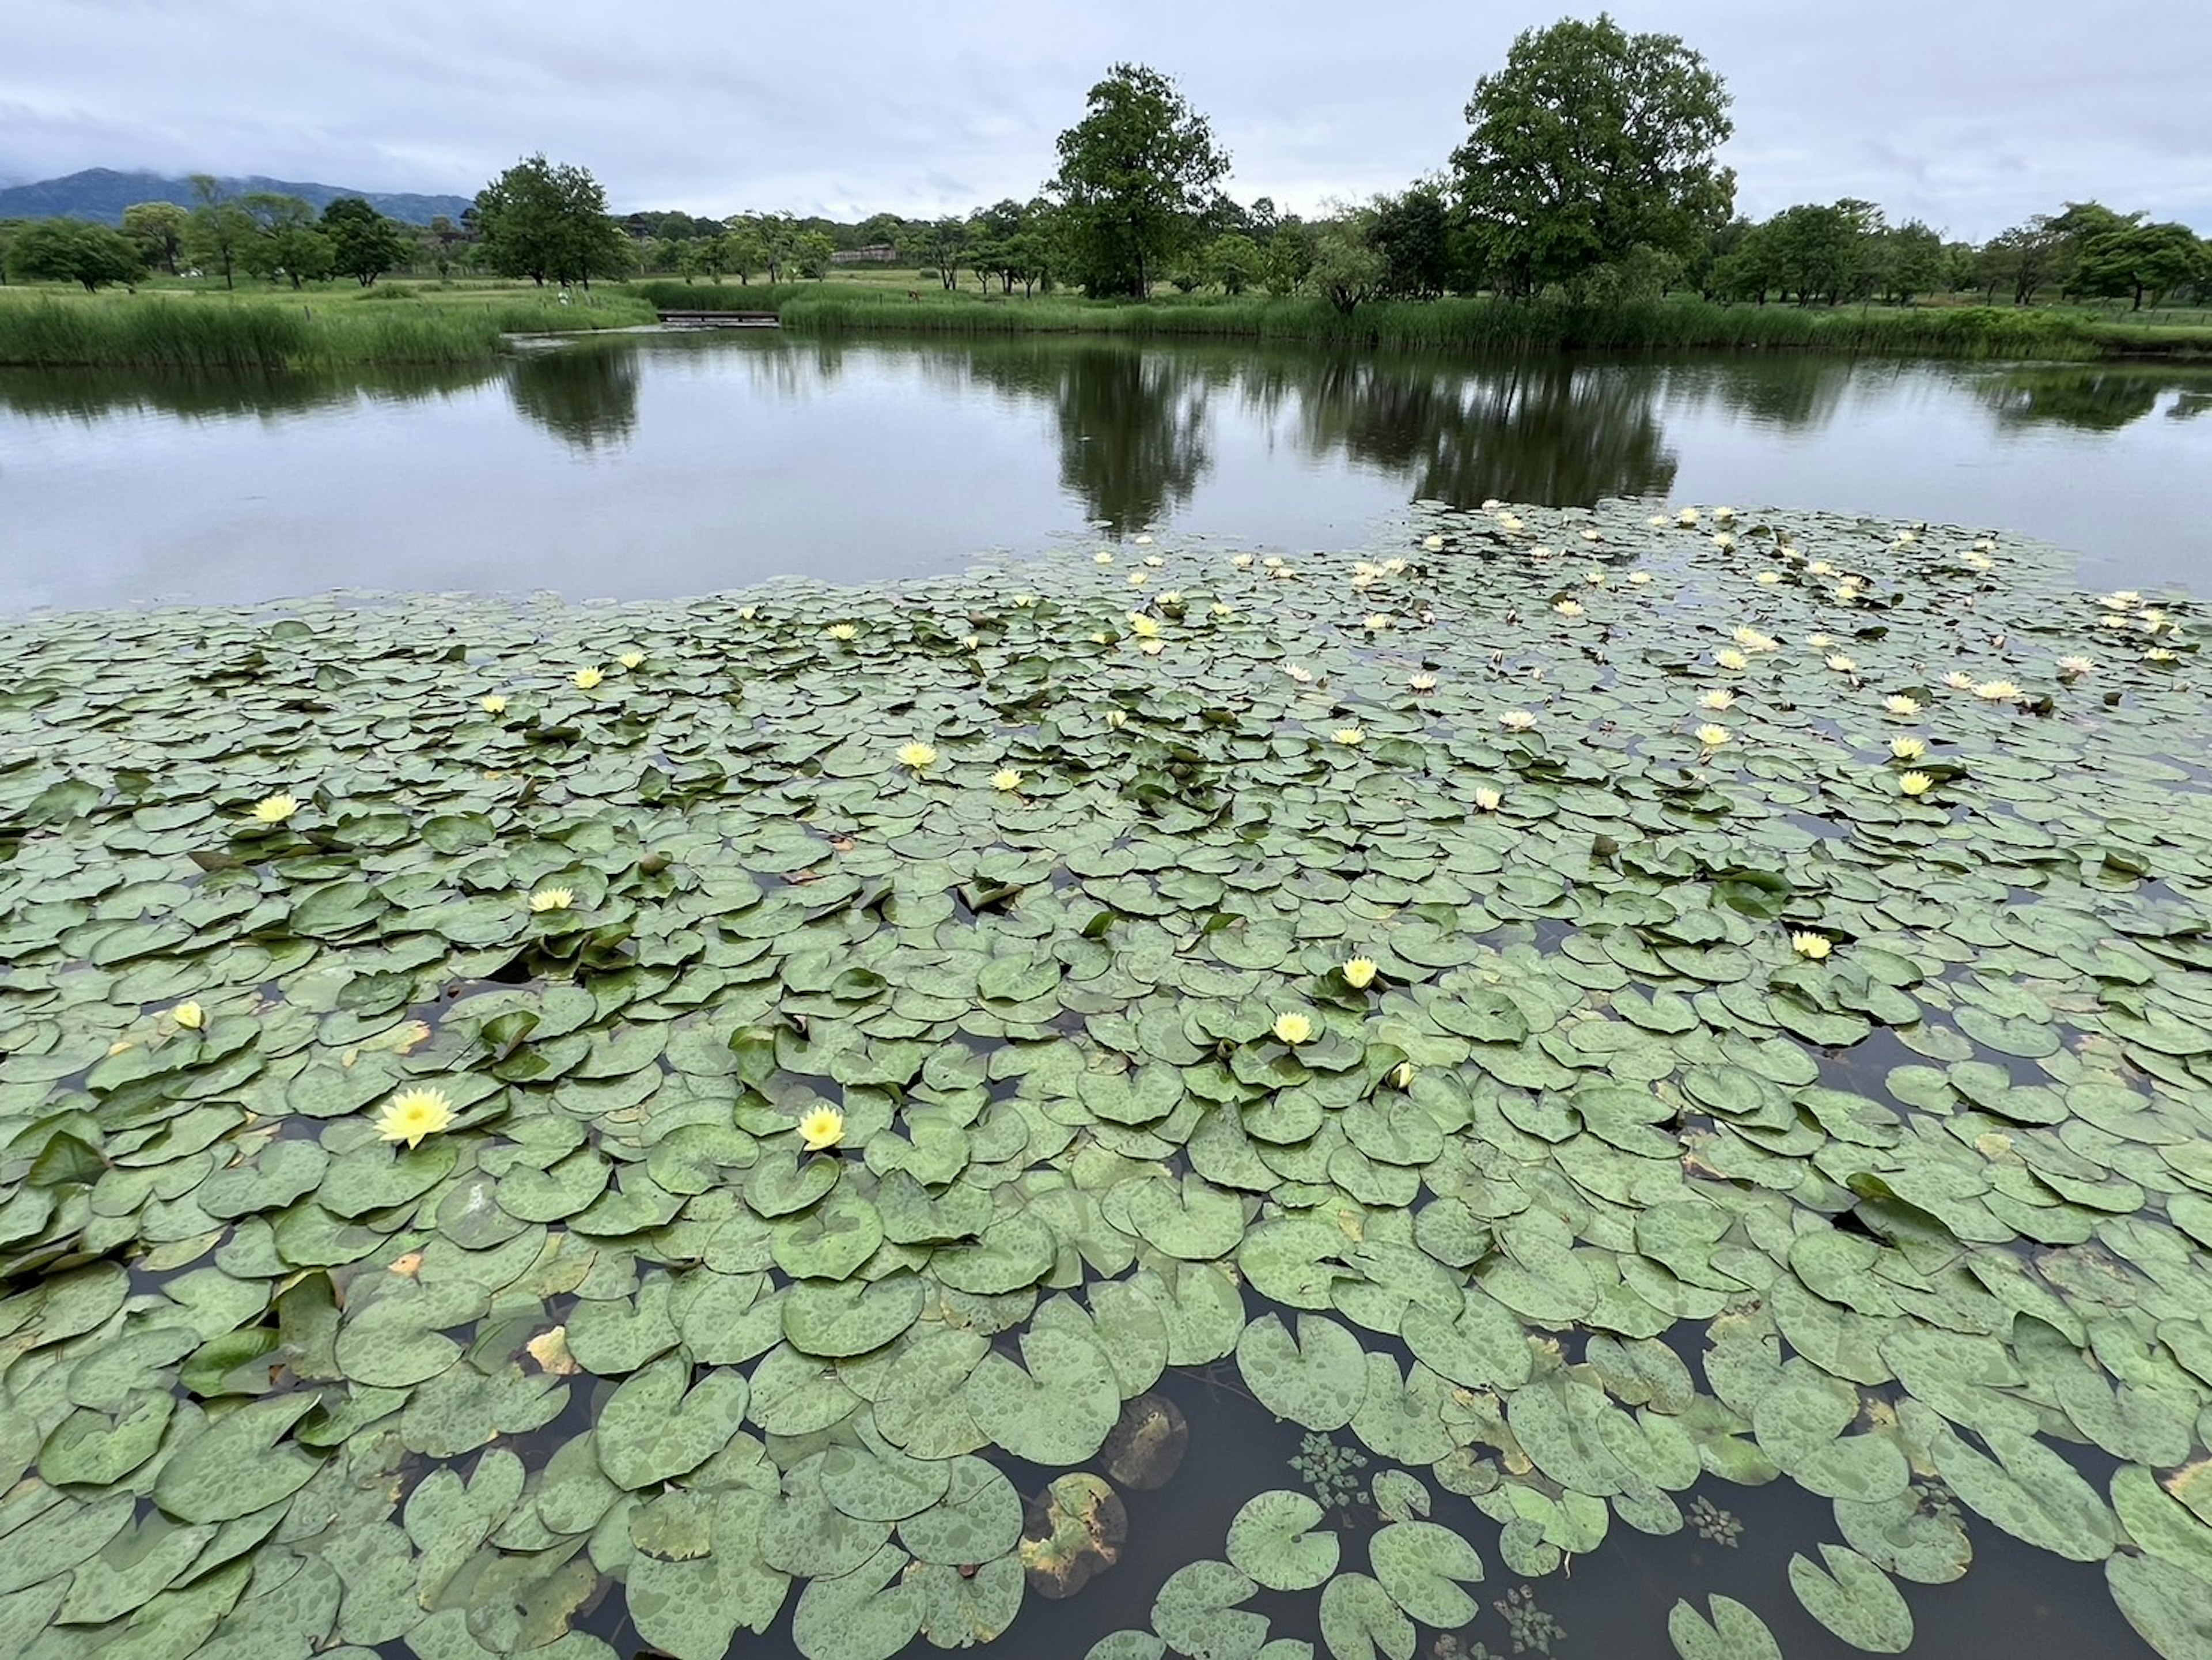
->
[2,332,2210,612]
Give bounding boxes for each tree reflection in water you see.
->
[1978,368,2185,433]
[0,362,494,425]
[505,342,642,451]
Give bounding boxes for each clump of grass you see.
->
[623,279,806,313]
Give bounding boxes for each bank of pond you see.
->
[3,281,2209,370]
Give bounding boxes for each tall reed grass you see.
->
[772,289,2212,360]
[0,297,510,369]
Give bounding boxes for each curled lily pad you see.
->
[1225,1490,1337,1593]
[1022,1472,1128,1598]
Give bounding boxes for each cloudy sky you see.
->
[5,0,2206,240]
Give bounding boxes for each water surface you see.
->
[3,334,2209,612]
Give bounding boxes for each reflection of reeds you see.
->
[768,289,2212,361]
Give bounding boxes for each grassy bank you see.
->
[0,288,656,369]
[770,287,2212,360]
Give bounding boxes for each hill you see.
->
[0,169,471,226]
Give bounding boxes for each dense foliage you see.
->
[472,155,632,289]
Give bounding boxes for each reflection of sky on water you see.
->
[2,335,2208,612]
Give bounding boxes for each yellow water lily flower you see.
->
[1285,664,1313,683]
[1331,727,1365,746]
[991,769,1023,792]
[172,1001,204,1031]
[1899,771,1936,796]
[1791,932,1832,961]
[1676,508,1700,525]
[573,667,604,690]
[480,694,507,715]
[1942,671,1975,689]
[1499,514,1525,532]
[1553,599,1584,618]
[1581,528,1602,542]
[1013,593,1037,607]
[897,742,938,770]
[1891,735,1927,761]
[1474,786,1503,812]
[827,623,858,641]
[1106,710,1128,729]
[1698,690,1735,712]
[963,634,982,650]
[1695,724,1730,748]
[1410,672,1437,693]
[1143,556,1164,569]
[1365,612,1394,629]
[249,793,300,824]
[1647,515,1671,527]
[1500,709,1537,732]
[1825,654,1857,673]
[1804,633,1831,649]
[1343,957,1378,989]
[1159,591,1184,606]
[1755,568,1780,585]
[376,1087,456,1151]
[798,1106,844,1152]
[1584,568,1605,586]
[1138,640,1165,656]
[737,605,758,619]
[1733,627,1779,653]
[2057,655,2095,676]
[1232,554,1255,569]
[2107,589,2141,608]
[1128,614,1162,639]
[1884,695,1921,717]
[1094,551,1115,565]
[618,651,645,669]
[1271,1012,1313,1045]
[1807,559,1835,577]
[529,887,574,913]
[1090,631,1111,644]
[1127,571,1149,585]
[1974,679,2022,702]
[1714,649,1748,671]
[2100,614,2130,629]
[1212,603,1234,617]
[1423,534,1445,551]
[1627,570,1653,586]
[1713,505,1737,522]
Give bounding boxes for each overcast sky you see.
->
[4,0,2205,240]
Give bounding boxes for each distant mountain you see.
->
[0,169,472,226]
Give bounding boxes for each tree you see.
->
[796,230,837,279]
[915,216,967,291]
[1207,233,1262,295]
[121,202,189,275]
[1450,14,1733,296]
[1371,183,1453,298]
[2073,222,2207,310]
[1048,62,1230,298]
[321,196,408,286]
[474,156,631,288]
[1869,218,1944,305]
[1264,221,1314,297]
[719,226,766,284]
[4,218,144,290]
[238,194,332,289]
[183,175,252,290]
[1309,213,1387,314]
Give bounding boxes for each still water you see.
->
[2,332,2209,612]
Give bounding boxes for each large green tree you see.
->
[238,193,332,289]
[474,156,632,288]
[183,175,252,290]
[3,218,144,290]
[322,196,409,286]
[1450,14,1734,296]
[2072,222,2207,309]
[120,202,189,275]
[1048,63,1230,298]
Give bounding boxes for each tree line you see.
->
[5,15,2207,314]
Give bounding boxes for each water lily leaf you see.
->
[597,1356,748,1489]
[772,1188,884,1281]
[1086,1635,1166,1660]
[790,1542,925,1660]
[960,1295,1121,1464]
[1369,1519,1484,1628]
[1832,1490,1972,1585]
[1788,1544,1914,1653]
[783,1273,926,1359]
[628,1489,789,1660]
[749,1341,863,1436]
[2108,1551,2212,1660]
[899,1455,1023,1566]
[404,1447,525,1608]
[152,1393,321,1523]
[819,1438,951,1524]
[564,1273,679,1375]
[0,1491,134,1595]
[54,1511,217,1626]
[1226,1490,1338,1591]
[1319,1571,1414,1660]
[1667,1594,1782,1660]
[1402,1287,1532,1391]
[39,1391,173,1487]
[1237,1313,1367,1431]
[917,1553,1027,1646]
[1153,1559,1267,1660]
[1020,1471,1125,1600]
[1923,1420,2116,1561]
